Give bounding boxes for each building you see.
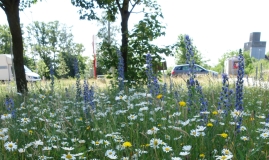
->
[244,32,266,60]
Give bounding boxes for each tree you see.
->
[0,0,37,93]
[25,21,87,78]
[71,0,164,78]
[96,13,120,77]
[174,34,207,66]
[126,12,172,81]
[56,53,70,78]
[0,24,11,54]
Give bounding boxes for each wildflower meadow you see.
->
[1,35,269,160]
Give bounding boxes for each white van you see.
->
[0,54,41,82]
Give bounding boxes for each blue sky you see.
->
[1,0,269,67]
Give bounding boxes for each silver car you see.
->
[171,64,218,77]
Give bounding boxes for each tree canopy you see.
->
[71,0,169,80]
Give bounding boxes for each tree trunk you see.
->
[120,0,130,76]
[3,0,28,93]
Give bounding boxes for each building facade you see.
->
[244,32,266,60]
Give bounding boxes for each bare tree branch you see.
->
[131,10,149,14]
[129,0,140,13]
[129,0,133,6]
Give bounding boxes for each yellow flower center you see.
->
[29,130,33,135]
[154,140,158,145]
[66,154,72,159]
[165,147,170,151]
[220,155,227,160]
[8,144,13,148]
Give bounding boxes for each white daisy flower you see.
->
[61,152,76,160]
[127,114,137,120]
[222,148,232,155]
[1,114,12,120]
[162,145,173,153]
[105,149,117,158]
[182,145,192,151]
[149,138,162,149]
[179,151,190,156]
[215,154,233,160]
[4,141,17,151]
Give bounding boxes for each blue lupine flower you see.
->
[218,73,233,116]
[88,85,96,111]
[235,49,245,133]
[146,53,153,94]
[5,96,16,118]
[50,63,54,93]
[74,58,81,101]
[162,83,167,95]
[184,35,208,124]
[117,49,124,91]
[83,79,89,113]
[145,53,160,97]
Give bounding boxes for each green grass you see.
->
[1,77,269,160]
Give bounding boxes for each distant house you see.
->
[244,32,266,60]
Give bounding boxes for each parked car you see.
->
[171,64,218,77]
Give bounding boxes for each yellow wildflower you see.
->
[122,141,132,148]
[199,153,205,158]
[179,101,186,107]
[156,94,163,99]
[207,122,213,127]
[219,133,228,138]
[212,111,218,115]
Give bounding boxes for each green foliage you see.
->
[72,0,168,79]
[25,21,87,79]
[174,34,208,66]
[243,51,256,75]
[0,24,11,54]
[56,53,70,78]
[96,8,172,82]
[23,54,35,70]
[36,59,49,79]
